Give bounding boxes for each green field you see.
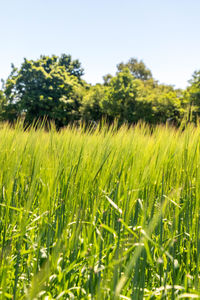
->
[1,123,200,299]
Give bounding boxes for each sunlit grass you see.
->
[0,122,200,299]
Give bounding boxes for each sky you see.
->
[0,0,200,89]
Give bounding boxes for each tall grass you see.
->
[0,122,200,299]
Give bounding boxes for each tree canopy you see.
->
[0,54,199,128]
[3,55,85,127]
[117,58,152,81]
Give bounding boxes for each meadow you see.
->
[0,122,200,299]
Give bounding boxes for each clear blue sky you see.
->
[0,0,200,89]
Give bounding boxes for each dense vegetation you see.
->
[0,54,200,128]
[1,123,200,299]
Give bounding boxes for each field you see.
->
[1,122,200,299]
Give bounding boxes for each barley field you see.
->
[0,122,200,299]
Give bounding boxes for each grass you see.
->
[0,122,200,299]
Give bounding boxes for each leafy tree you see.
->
[187,70,200,120]
[0,89,5,118]
[0,89,4,106]
[4,55,85,127]
[81,84,106,122]
[58,54,84,81]
[189,70,200,99]
[0,88,19,122]
[103,74,113,86]
[151,86,183,124]
[101,68,153,124]
[137,80,184,124]
[117,58,152,81]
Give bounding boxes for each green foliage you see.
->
[1,123,200,298]
[189,70,200,103]
[0,88,18,122]
[80,84,106,122]
[117,57,152,81]
[3,55,85,127]
[58,53,84,80]
[152,87,183,124]
[101,68,153,124]
[101,68,138,121]
[187,70,200,120]
[0,55,195,127]
[99,69,184,125]
[138,81,184,124]
[103,73,113,86]
[0,89,5,113]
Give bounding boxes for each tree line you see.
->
[0,54,199,128]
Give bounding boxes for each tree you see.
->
[0,89,5,118]
[138,81,183,124]
[81,84,106,122]
[0,87,19,122]
[117,58,152,81]
[103,74,113,86]
[0,89,5,106]
[58,54,84,81]
[101,68,153,124]
[4,55,85,127]
[151,86,183,124]
[187,70,200,119]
